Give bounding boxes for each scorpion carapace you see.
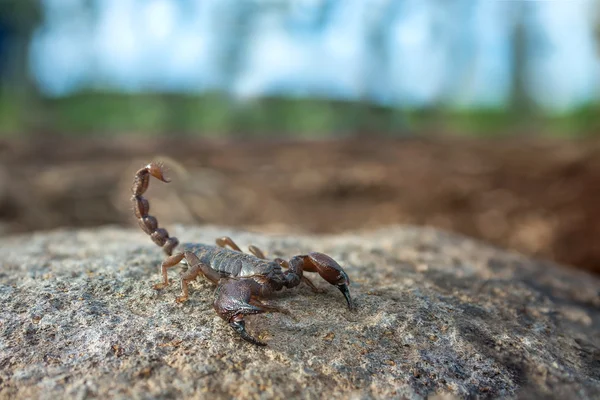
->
[132,162,355,346]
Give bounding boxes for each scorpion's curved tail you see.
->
[131,162,179,256]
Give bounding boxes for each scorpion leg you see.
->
[214,278,267,346]
[248,245,266,259]
[250,296,292,316]
[216,236,242,252]
[285,253,355,310]
[217,238,268,261]
[153,253,185,290]
[175,252,221,303]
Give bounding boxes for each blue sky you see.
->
[30,0,600,110]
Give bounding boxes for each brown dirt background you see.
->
[1,136,599,274]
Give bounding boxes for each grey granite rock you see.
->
[0,226,599,399]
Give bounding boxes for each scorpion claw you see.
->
[229,320,266,346]
[337,283,356,311]
[306,252,355,311]
[214,279,268,346]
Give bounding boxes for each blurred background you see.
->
[1,0,600,274]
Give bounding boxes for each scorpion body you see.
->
[131,162,354,346]
[182,243,282,279]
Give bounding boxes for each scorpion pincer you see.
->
[131,162,355,346]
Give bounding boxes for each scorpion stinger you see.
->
[132,162,356,346]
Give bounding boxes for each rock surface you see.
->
[0,226,599,399]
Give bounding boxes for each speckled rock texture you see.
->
[0,226,599,399]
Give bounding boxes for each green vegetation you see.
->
[0,91,598,137]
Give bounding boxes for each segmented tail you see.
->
[131,162,179,256]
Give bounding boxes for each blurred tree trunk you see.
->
[426,0,473,134]
[0,0,42,131]
[595,0,600,54]
[595,0,600,108]
[356,0,403,135]
[213,0,259,134]
[437,0,475,105]
[0,1,40,94]
[508,1,535,121]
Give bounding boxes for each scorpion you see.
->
[131,162,355,346]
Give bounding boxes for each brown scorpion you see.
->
[131,162,355,346]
